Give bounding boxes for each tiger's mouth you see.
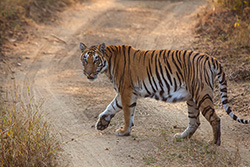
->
[86,74,97,81]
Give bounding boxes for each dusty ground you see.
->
[1,0,250,166]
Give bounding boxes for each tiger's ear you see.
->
[80,42,87,52]
[99,43,106,54]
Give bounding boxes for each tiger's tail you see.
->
[214,58,250,124]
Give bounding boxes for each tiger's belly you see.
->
[135,87,191,103]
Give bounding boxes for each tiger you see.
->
[79,42,250,146]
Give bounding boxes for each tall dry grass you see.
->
[0,83,59,166]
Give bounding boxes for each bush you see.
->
[196,1,250,55]
[217,0,250,13]
[0,85,59,166]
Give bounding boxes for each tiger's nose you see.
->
[83,71,92,77]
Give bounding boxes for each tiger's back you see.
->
[79,43,250,146]
[106,45,214,102]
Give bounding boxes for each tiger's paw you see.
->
[115,128,130,136]
[208,139,221,146]
[173,133,182,139]
[173,133,185,142]
[95,114,113,131]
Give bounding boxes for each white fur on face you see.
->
[93,53,98,59]
[81,52,89,64]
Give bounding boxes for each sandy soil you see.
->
[1,0,250,166]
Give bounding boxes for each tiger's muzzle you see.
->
[83,71,97,81]
[87,74,97,81]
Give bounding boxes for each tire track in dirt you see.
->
[7,0,250,166]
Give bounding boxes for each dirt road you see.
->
[4,0,250,166]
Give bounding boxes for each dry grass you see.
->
[0,83,60,166]
[217,0,250,13]
[194,0,250,115]
[0,0,84,45]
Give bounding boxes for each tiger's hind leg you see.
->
[197,93,221,146]
[174,99,200,140]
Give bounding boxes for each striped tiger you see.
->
[79,43,250,145]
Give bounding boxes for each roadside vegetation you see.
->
[0,81,60,166]
[0,0,84,46]
[194,0,250,115]
[0,0,84,166]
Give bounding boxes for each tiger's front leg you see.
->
[95,94,122,130]
[115,91,137,136]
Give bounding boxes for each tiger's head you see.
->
[80,43,108,81]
